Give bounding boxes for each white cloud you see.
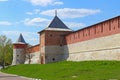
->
[0,21,12,26]
[0,0,8,2]
[34,9,41,14]
[40,8,101,18]
[26,12,33,15]
[26,9,41,15]
[2,31,39,45]
[24,17,50,27]
[26,0,63,6]
[65,22,86,29]
[23,16,86,29]
[53,1,63,5]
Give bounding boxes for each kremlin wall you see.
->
[64,16,120,61]
[12,15,120,65]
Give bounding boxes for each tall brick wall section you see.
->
[24,44,40,64]
[39,30,72,63]
[65,16,120,44]
[64,33,120,61]
[26,44,40,53]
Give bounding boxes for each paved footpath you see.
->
[0,72,32,80]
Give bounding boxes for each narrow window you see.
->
[52,58,55,61]
[109,21,111,31]
[86,33,87,36]
[78,33,79,38]
[113,19,116,29]
[88,29,90,36]
[74,34,76,39]
[101,23,103,32]
[76,33,78,39]
[50,34,52,37]
[97,26,99,33]
[85,29,87,36]
[113,26,115,30]
[60,44,62,46]
[83,30,84,37]
[112,20,114,23]
[94,26,96,34]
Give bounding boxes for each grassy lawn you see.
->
[1,61,120,80]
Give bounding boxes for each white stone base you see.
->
[25,51,40,64]
[64,33,120,61]
[67,48,120,61]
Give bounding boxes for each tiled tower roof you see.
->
[38,15,72,33]
[48,16,69,29]
[16,34,26,44]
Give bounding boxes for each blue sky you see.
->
[0,0,119,45]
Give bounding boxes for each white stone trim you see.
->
[45,28,72,31]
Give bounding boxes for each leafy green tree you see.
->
[0,35,13,69]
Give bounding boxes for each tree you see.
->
[0,35,13,69]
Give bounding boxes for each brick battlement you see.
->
[65,16,120,44]
[12,15,120,64]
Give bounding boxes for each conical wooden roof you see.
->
[48,16,69,29]
[16,34,26,44]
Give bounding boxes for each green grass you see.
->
[1,61,120,80]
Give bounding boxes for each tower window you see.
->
[50,34,53,37]
[52,58,55,61]
[60,44,62,46]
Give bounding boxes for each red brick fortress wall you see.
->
[25,44,40,64]
[45,30,72,46]
[66,16,120,44]
[63,16,120,61]
[39,30,72,64]
[13,44,27,49]
[26,44,40,53]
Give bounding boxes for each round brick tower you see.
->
[12,34,27,65]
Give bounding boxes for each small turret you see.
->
[12,34,27,65]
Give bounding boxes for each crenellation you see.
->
[12,15,120,64]
[65,16,120,44]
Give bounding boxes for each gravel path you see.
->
[0,72,32,80]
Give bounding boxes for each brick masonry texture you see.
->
[13,16,120,64]
[26,44,40,53]
[66,16,120,44]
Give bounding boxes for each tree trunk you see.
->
[2,51,5,69]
